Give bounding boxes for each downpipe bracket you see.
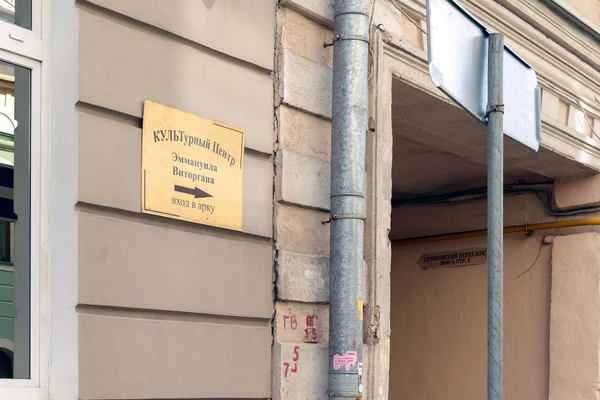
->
[327,392,363,398]
[322,214,367,225]
[324,34,370,48]
[485,103,505,119]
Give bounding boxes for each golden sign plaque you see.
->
[141,100,244,231]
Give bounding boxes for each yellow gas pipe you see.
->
[392,217,600,245]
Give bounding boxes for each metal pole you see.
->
[328,0,370,398]
[487,33,504,400]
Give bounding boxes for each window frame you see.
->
[0,1,49,396]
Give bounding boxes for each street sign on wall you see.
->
[418,247,487,269]
[141,100,245,231]
[426,0,541,151]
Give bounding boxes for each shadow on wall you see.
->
[202,0,216,10]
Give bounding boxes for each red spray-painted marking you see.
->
[283,314,297,330]
[304,315,318,342]
[304,327,318,342]
[283,346,300,378]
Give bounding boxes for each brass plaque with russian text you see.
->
[141,100,244,231]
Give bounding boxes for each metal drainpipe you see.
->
[328,0,370,398]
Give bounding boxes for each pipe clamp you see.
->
[322,214,366,224]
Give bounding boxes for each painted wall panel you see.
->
[79,314,272,399]
[87,0,275,70]
[79,10,274,154]
[78,213,273,319]
[78,113,273,238]
[76,3,275,398]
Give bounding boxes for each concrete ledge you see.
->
[274,302,329,343]
[555,175,600,209]
[79,9,274,154]
[549,233,600,400]
[280,0,334,27]
[275,203,330,254]
[272,341,328,400]
[79,213,274,318]
[280,7,333,68]
[86,0,276,70]
[277,250,329,303]
[276,149,330,211]
[278,105,331,162]
[281,50,332,119]
[80,314,271,399]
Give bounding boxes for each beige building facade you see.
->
[2,0,600,399]
[273,0,600,399]
[74,1,276,398]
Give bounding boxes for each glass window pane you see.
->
[0,60,30,379]
[0,0,31,30]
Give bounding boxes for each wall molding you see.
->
[391,0,600,107]
[497,0,600,68]
[380,32,600,173]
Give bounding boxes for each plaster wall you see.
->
[549,233,600,400]
[390,196,553,400]
[392,235,551,400]
[272,3,402,398]
[565,0,600,28]
[37,0,600,399]
[274,1,600,399]
[74,1,275,398]
[390,194,600,400]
